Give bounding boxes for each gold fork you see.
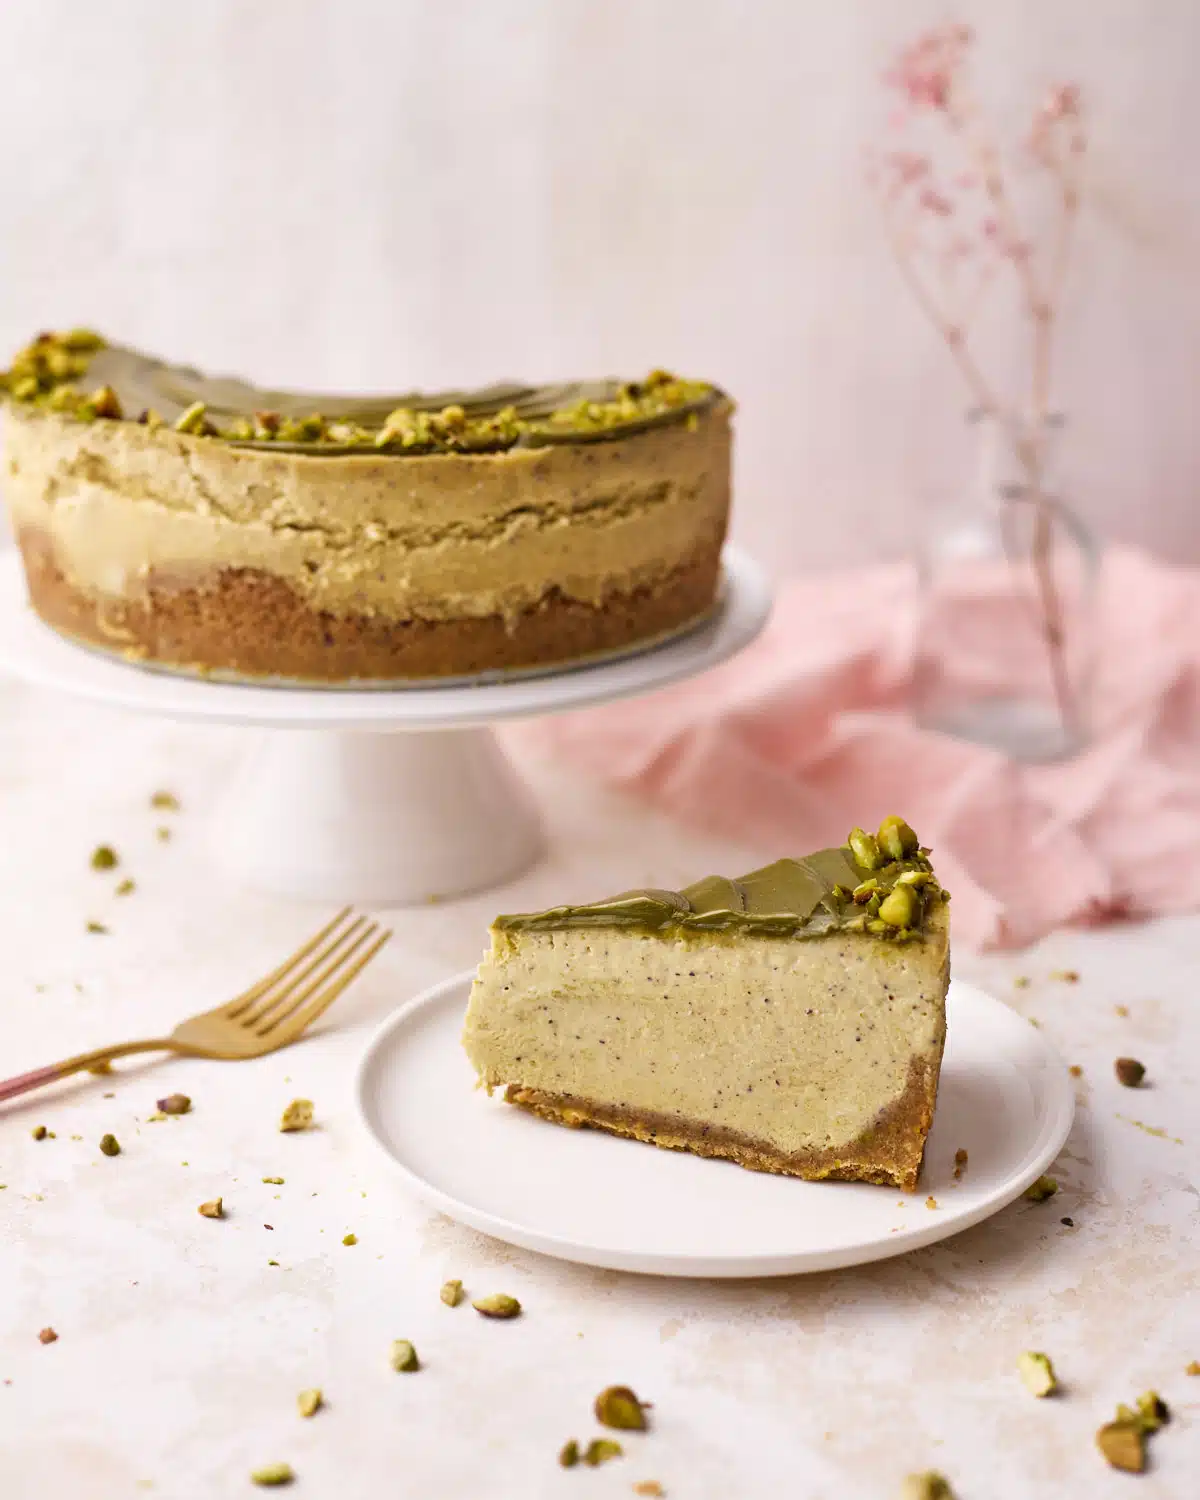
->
[0,908,391,1103]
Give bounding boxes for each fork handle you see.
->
[0,1040,175,1103]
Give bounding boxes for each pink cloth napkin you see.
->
[505,547,1200,949]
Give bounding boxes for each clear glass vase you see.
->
[912,416,1098,762]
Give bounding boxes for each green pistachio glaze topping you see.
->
[494,819,946,943]
[0,332,720,454]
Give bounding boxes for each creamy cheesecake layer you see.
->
[3,399,730,624]
[464,912,948,1159]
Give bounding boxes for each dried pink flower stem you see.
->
[875,27,1087,738]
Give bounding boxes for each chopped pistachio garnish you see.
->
[472,1293,521,1319]
[594,1386,648,1431]
[342,1233,357,1246]
[1135,1390,1169,1432]
[157,1093,191,1115]
[150,790,180,811]
[1069,1065,1083,1078]
[877,814,919,861]
[1115,1003,1130,1017]
[633,1484,665,1498]
[1049,969,1079,983]
[440,1278,464,1307]
[925,1195,938,1210]
[953,1148,968,1179]
[582,1439,623,1467]
[1013,975,1031,989]
[156,826,171,842]
[86,920,109,934]
[90,845,118,870]
[279,1099,314,1132]
[115,878,136,897]
[1017,1351,1058,1397]
[174,401,215,437]
[198,1198,224,1219]
[98,1133,120,1157]
[262,1176,285,1185]
[1114,1057,1146,1088]
[32,1125,47,1140]
[389,1339,419,1372]
[250,1463,295,1487]
[558,1440,580,1469]
[297,1388,322,1418]
[1095,1420,1144,1473]
[1024,1175,1057,1203]
[38,1326,58,1344]
[1187,1360,1200,1376]
[901,1475,955,1500]
[848,827,883,871]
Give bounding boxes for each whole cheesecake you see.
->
[464,818,951,1192]
[0,331,732,683]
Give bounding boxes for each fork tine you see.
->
[239,915,369,1028]
[269,929,393,1043]
[256,926,391,1038]
[223,907,355,1020]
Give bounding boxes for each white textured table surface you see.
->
[0,678,1196,1499]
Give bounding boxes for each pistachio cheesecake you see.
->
[463,818,950,1191]
[0,331,731,683]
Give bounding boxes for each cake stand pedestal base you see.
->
[210,728,543,905]
[0,546,770,907]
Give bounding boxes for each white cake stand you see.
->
[0,548,770,905]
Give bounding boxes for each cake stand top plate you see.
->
[0,546,770,731]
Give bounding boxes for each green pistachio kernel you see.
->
[389,1339,419,1372]
[895,869,933,888]
[1017,1351,1058,1397]
[901,1475,955,1500]
[594,1386,647,1431]
[1024,1175,1057,1203]
[98,1133,120,1157]
[558,1440,580,1468]
[250,1462,295,1487]
[174,401,212,436]
[848,827,883,871]
[1095,1420,1144,1473]
[877,884,919,929]
[297,1388,322,1418]
[90,845,118,870]
[877,815,920,861]
[851,878,880,903]
[472,1293,521,1319]
[582,1439,623,1467]
[440,1279,464,1307]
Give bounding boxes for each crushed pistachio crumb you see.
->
[342,1233,357,1246]
[262,1176,284,1185]
[198,1198,224,1219]
[925,1195,938,1210]
[150,790,180,811]
[901,1475,955,1500]
[38,1327,58,1344]
[389,1339,419,1372]
[633,1484,665,1498]
[1013,976,1031,989]
[1096,1421,1144,1473]
[440,1278,464,1307]
[297,1388,322,1418]
[115,878,136,897]
[157,1093,191,1115]
[1114,1003,1130,1017]
[594,1386,648,1431]
[31,1125,47,1140]
[1069,1065,1083,1077]
[155,826,171,842]
[1114,1057,1146,1088]
[1186,1360,1200,1376]
[250,1463,294,1487]
[953,1148,968,1179]
[86,921,109,935]
[1017,1351,1058,1397]
[1024,1175,1057,1202]
[558,1440,580,1469]
[583,1439,623,1467]
[99,1133,120,1157]
[90,845,118,870]
[1049,969,1079,983]
[279,1099,314,1133]
[472,1293,521,1319]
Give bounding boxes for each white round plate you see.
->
[0,546,769,731]
[355,973,1075,1278]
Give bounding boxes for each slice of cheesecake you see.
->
[462,818,949,1191]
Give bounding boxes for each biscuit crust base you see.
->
[504,1053,941,1193]
[15,529,722,683]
